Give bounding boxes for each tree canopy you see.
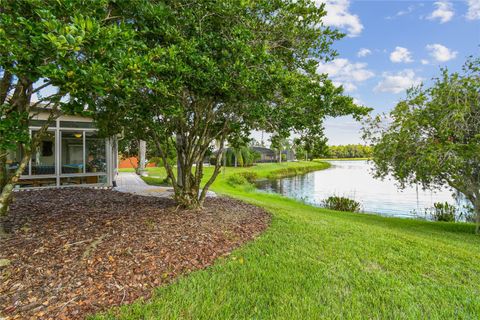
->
[0,0,136,229]
[95,0,370,208]
[364,57,480,232]
[323,144,373,159]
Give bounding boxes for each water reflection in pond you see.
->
[255,160,468,218]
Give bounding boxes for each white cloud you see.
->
[333,81,357,92]
[374,70,423,94]
[390,46,414,63]
[385,3,424,20]
[466,0,480,20]
[426,43,458,62]
[317,0,364,37]
[427,1,454,23]
[357,48,372,57]
[421,59,430,65]
[396,5,416,17]
[317,58,374,92]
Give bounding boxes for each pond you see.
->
[256,160,469,219]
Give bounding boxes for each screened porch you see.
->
[6,116,116,188]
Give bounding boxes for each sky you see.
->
[318,0,480,145]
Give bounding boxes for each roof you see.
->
[251,146,276,155]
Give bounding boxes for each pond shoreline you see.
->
[255,160,469,220]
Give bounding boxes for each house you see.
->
[118,156,156,169]
[6,109,118,188]
[281,149,296,162]
[250,146,277,162]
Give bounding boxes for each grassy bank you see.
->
[120,161,331,185]
[95,162,480,319]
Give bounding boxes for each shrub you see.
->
[462,205,476,223]
[213,147,257,167]
[251,150,261,163]
[322,196,361,212]
[237,150,244,167]
[150,156,176,167]
[426,202,458,222]
[241,148,253,166]
[239,171,258,183]
[226,174,250,186]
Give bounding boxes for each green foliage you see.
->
[225,149,235,167]
[425,202,478,223]
[324,144,373,159]
[149,156,174,167]
[322,196,362,213]
[0,106,29,151]
[220,147,258,167]
[226,174,250,187]
[293,133,329,160]
[141,175,170,186]
[238,172,259,184]
[251,151,261,163]
[0,0,137,218]
[240,148,252,166]
[94,0,369,208]
[365,57,480,232]
[426,202,457,222]
[266,162,331,180]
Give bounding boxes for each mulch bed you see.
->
[0,189,270,319]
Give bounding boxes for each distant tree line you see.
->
[321,144,373,159]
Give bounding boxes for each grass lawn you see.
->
[95,162,480,319]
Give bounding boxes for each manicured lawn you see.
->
[96,162,480,319]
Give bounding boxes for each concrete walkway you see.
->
[114,172,215,198]
[114,172,174,198]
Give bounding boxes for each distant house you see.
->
[251,146,276,162]
[118,156,156,169]
[250,146,296,162]
[281,149,296,162]
[7,108,118,188]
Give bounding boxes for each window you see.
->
[85,132,106,173]
[31,131,56,175]
[29,120,49,127]
[60,121,94,128]
[61,131,84,174]
[6,145,28,175]
[15,119,110,187]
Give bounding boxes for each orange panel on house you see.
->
[118,157,156,169]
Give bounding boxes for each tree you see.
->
[364,57,480,233]
[324,144,373,158]
[96,0,369,209]
[0,0,135,234]
[270,134,290,163]
[293,130,329,160]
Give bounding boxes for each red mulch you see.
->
[0,189,270,319]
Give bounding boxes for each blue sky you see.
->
[319,0,480,145]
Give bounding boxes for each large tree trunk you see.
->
[156,132,225,210]
[474,198,480,234]
[176,134,184,188]
[138,139,146,175]
[0,148,30,237]
[149,95,228,210]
